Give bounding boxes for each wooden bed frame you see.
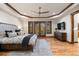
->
[0,38,37,51]
[0,44,33,51]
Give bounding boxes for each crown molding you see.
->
[4,3,74,18]
[71,10,79,15]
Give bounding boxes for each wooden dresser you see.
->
[54,31,67,41]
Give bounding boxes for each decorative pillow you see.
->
[0,32,5,38]
[7,32,17,37]
[17,32,21,35]
[17,31,24,35]
[20,31,25,35]
[15,29,21,35]
[5,30,12,37]
[15,29,25,35]
[15,29,20,32]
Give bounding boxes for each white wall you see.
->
[52,4,79,43]
[55,15,71,42]
[22,20,28,33]
[74,13,79,42]
[0,9,23,29]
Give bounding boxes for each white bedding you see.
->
[0,34,37,45]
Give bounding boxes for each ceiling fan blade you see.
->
[32,11,39,14]
[40,11,49,14]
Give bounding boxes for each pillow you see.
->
[21,31,25,35]
[18,31,25,35]
[15,30,25,35]
[17,32,21,35]
[5,30,12,32]
[5,30,12,37]
[15,29,20,32]
[7,32,17,37]
[15,29,21,35]
[0,32,5,38]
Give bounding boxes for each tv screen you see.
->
[57,22,65,30]
[61,22,65,30]
[57,23,61,30]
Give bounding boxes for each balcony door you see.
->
[34,22,40,36]
[28,21,52,37]
[39,22,46,36]
[34,22,46,36]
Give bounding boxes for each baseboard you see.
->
[74,42,78,43]
[66,41,74,44]
[46,36,54,38]
[38,36,54,38]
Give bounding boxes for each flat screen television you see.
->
[57,23,61,30]
[61,22,65,30]
[57,22,65,30]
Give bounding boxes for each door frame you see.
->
[71,10,79,43]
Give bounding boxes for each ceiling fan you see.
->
[32,7,49,16]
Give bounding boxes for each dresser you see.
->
[54,31,67,41]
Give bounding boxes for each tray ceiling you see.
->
[8,3,72,18]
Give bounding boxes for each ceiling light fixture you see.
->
[32,6,49,16]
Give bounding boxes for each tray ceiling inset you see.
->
[5,3,74,18]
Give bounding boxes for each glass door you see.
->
[34,22,40,36]
[28,22,33,34]
[46,21,52,34]
[40,22,46,37]
[28,21,52,37]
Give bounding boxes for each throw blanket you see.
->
[22,34,34,47]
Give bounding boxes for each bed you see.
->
[0,22,37,51]
[0,34,37,51]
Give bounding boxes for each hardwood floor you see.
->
[46,37,79,56]
[0,37,79,56]
[0,51,10,56]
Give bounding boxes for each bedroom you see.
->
[0,3,79,56]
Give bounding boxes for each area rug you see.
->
[8,39,53,56]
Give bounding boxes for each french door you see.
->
[34,22,40,36]
[28,21,52,37]
[39,22,46,36]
